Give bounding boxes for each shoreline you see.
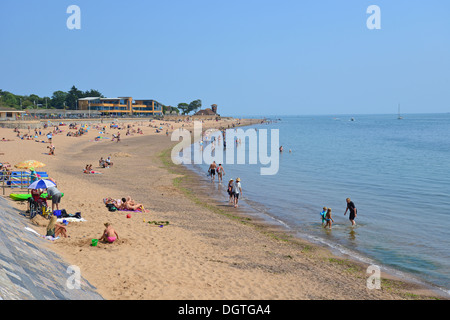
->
[178,122,449,298]
[178,119,450,299]
[0,118,446,300]
[158,146,447,300]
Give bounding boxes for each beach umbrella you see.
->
[14,160,46,169]
[28,179,56,190]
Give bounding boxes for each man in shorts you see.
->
[47,179,63,212]
[209,161,217,181]
[344,198,357,226]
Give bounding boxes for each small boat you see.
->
[398,104,403,119]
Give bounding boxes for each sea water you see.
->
[183,113,450,295]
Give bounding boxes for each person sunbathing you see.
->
[120,197,144,211]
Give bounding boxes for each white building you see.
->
[0,107,25,121]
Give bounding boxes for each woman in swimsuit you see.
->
[100,223,119,243]
[323,208,334,229]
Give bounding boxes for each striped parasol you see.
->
[14,160,46,169]
[28,179,56,190]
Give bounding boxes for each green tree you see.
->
[82,89,103,98]
[178,102,189,115]
[187,99,202,114]
[22,100,33,109]
[51,91,68,109]
[66,85,83,109]
[0,91,18,108]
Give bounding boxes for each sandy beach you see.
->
[0,117,444,300]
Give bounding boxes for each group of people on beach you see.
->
[5,121,160,246]
[320,198,357,229]
[99,156,113,168]
[227,178,242,208]
[103,196,145,212]
[207,161,243,208]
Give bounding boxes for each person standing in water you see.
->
[227,179,234,203]
[344,198,357,226]
[320,207,327,226]
[217,164,225,182]
[324,208,334,229]
[233,178,242,208]
[209,161,217,181]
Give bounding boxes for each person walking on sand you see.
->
[323,208,334,229]
[233,178,242,208]
[99,222,119,243]
[217,163,225,182]
[344,198,357,226]
[209,161,217,181]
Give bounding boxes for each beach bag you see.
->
[53,210,62,217]
[106,203,117,212]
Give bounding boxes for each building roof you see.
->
[25,109,101,115]
[0,106,25,113]
[78,97,101,101]
[194,108,216,115]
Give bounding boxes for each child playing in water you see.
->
[99,223,119,244]
[320,207,327,226]
[323,208,334,229]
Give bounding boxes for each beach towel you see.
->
[24,227,60,241]
[119,208,149,213]
[57,218,87,223]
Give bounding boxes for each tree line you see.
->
[0,86,103,110]
[1,86,205,115]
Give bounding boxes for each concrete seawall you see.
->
[0,196,103,300]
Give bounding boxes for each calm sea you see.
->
[183,113,450,296]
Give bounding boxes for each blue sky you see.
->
[0,0,449,116]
